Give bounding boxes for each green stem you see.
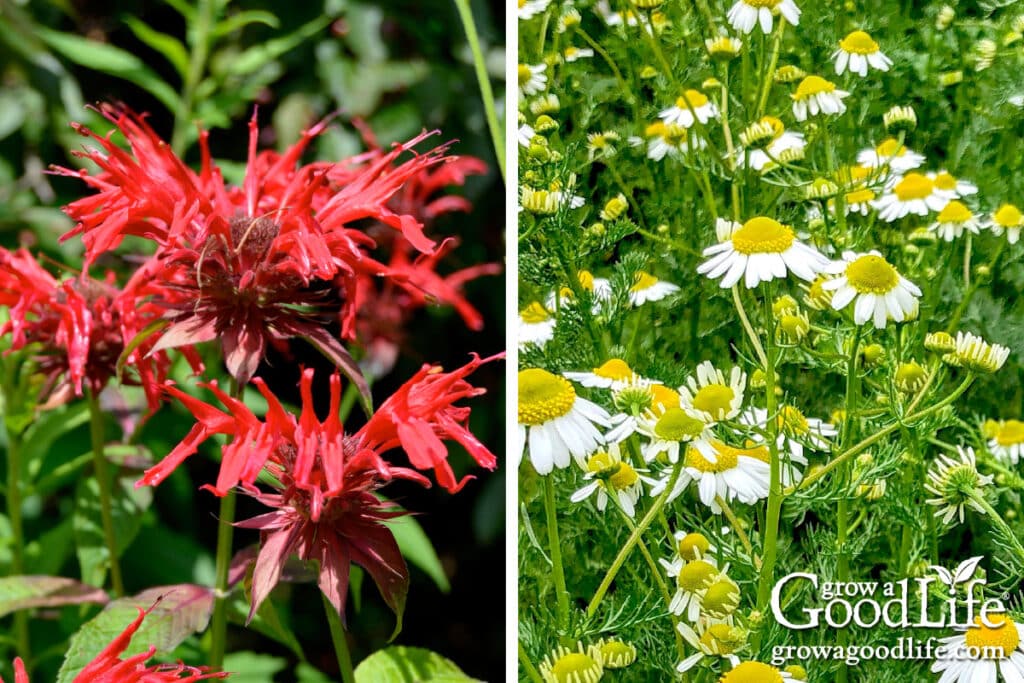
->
[969,493,1024,566]
[87,389,124,597]
[587,459,683,619]
[755,20,785,117]
[731,286,768,368]
[171,0,215,155]
[452,0,505,180]
[716,495,755,565]
[518,642,544,683]
[754,286,781,631]
[323,592,355,683]
[835,329,862,683]
[544,476,570,631]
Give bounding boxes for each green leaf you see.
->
[353,646,480,683]
[58,584,214,682]
[21,401,90,480]
[384,512,450,594]
[227,592,305,660]
[25,517,75,575]
[296,663,335,683]
[73,473,152,588]
[0,576,108,617]
[212,10,281,38]
[122,17,189,79]
[227,15,332,77]
[221,652,287,681]
[34,27,181,112]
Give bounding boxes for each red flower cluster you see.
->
[149,355,500,619]
[1,609,227,682]
[0,247,195,411]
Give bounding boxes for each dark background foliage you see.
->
[0,0,505,680]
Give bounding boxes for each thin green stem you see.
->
[731,286,768,368]
[518,642,544,683]
[453,0,505,180]
[835,328,862,683]
[716,495,755,565]
[171,0,215,155]
[754,286,781,639]
[577,28,634,119]
[323,592,355,683]
[756,21,785,118]
[544,476,570,631]
[87,389,124,597]
[5,422,30,661]
[587,459,683,619]
[969,493,1024,566]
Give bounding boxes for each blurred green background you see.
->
[0,0,505,680]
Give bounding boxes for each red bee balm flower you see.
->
[55,105,462,390]
[1,609,227,682]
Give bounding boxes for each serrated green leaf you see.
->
[212,10,280,38]
[0,576,108,617]
[384,512,450,594]
[353,646,480,683]
[73,474,152,588]
[122,17,189,79]
[34,27,180,112]
[57,584,214,682]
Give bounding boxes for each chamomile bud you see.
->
[908,227,939,247]
[939,70,963,87]
[631,0,663,8]
[749,368,767,390]
[895,360,928,393]
[774,64,807,83]
[857,479,887,500]
[936,5,955,31]
[597,638,637,669]
[974,264,992,283]
[601,194,629,221]
[640,65,659,79]
[534,115,558,133]
[803,275,833,310]
[773,295,800,316]
[539,642,604,683]
[925,447,993,525]
[587,222,607,238]
[884,105,917,134]
[528,143,551,162]
[943,332,1010,374]
[530,94,560,116]
[678,532,712,561]
[703,77,722,90]
[701,577,741,618]
[778,311,810,344]
[973,39,997,71]
[805,178,839,199]
[861,344,885,366]
[785,664,809,680]
[924,331,956,354]
[706,35,743,60]
[739,119,782,148]
[557,8,581,32]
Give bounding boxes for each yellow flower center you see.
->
[587,451,615,474]
[700,624,742,654]
[994,204,1023,227]
[779,405,809,435]
[692,384,736,417]
[518,64,533,86]
[677,559,718,591]
[598,640,635,666]
[702,578,741,616]
[840,30,880,54]
[594,358,633,381]
[933,172,958,190]
[685,441,740,473]
[845,254,899,294]
[564,47,580,58]
[875,138,906,157]
[937,200,973,223]
[719,662,785,683]
[663,125,688,145]
[654,408,705,441]
[645,121,667,138]
[676,89,709,109]
[743,0,781,7]
[550,653,600,681]
[761,116,785,139]
[964,614,1020,659]
[518,369,576,426]
[794,75,836,100]
[845,188,875,204]
[609,462,639,490]
[651,385,681,409]
[893,173,935,201]
[678,532,711,560]
[578,270,596,291]
[631,271,659,292]
[518,0,526,7]
[996,420,1024,446]
[731,217,795,255]
[520,302,550,323]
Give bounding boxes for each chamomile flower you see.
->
[518,0,551,20]
[680,361,746,422]
[681,439,772,512]
[987,204,1024,244]
[719,661,794,682]
[944,331,1010,374]
[737,116,806,171]
[791,76,849,121]
[570,445,655,517]
[677,620,746,673]
[587,131,620,160]
[659,531,718,580]
[539,642,604,683]
[629,271,681,305]
[518,368,612,475]
[605,380,679,443]
[986,419,1024,466]
[659,90,720,129]
[873,172,950,220]
[924,446,993,525]
[833,30,892,76]
[518,63,548,98]
[857,138,926,172]
[726,0,801,35]
[564,358,643,389]
[546,270,613,310]
[929,170,979,198]
[823,250,921,328]
[740,406,836,484]
[518,302,556,348]
[637,405,711,464]
[930,614,1024,683]
[697,216,830,289]
[668,555,729,620]
[519,186,560,215]
[929,201,982,241]
[563,46,594,62]
[706,35,743,59]
[596,638,637,669]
